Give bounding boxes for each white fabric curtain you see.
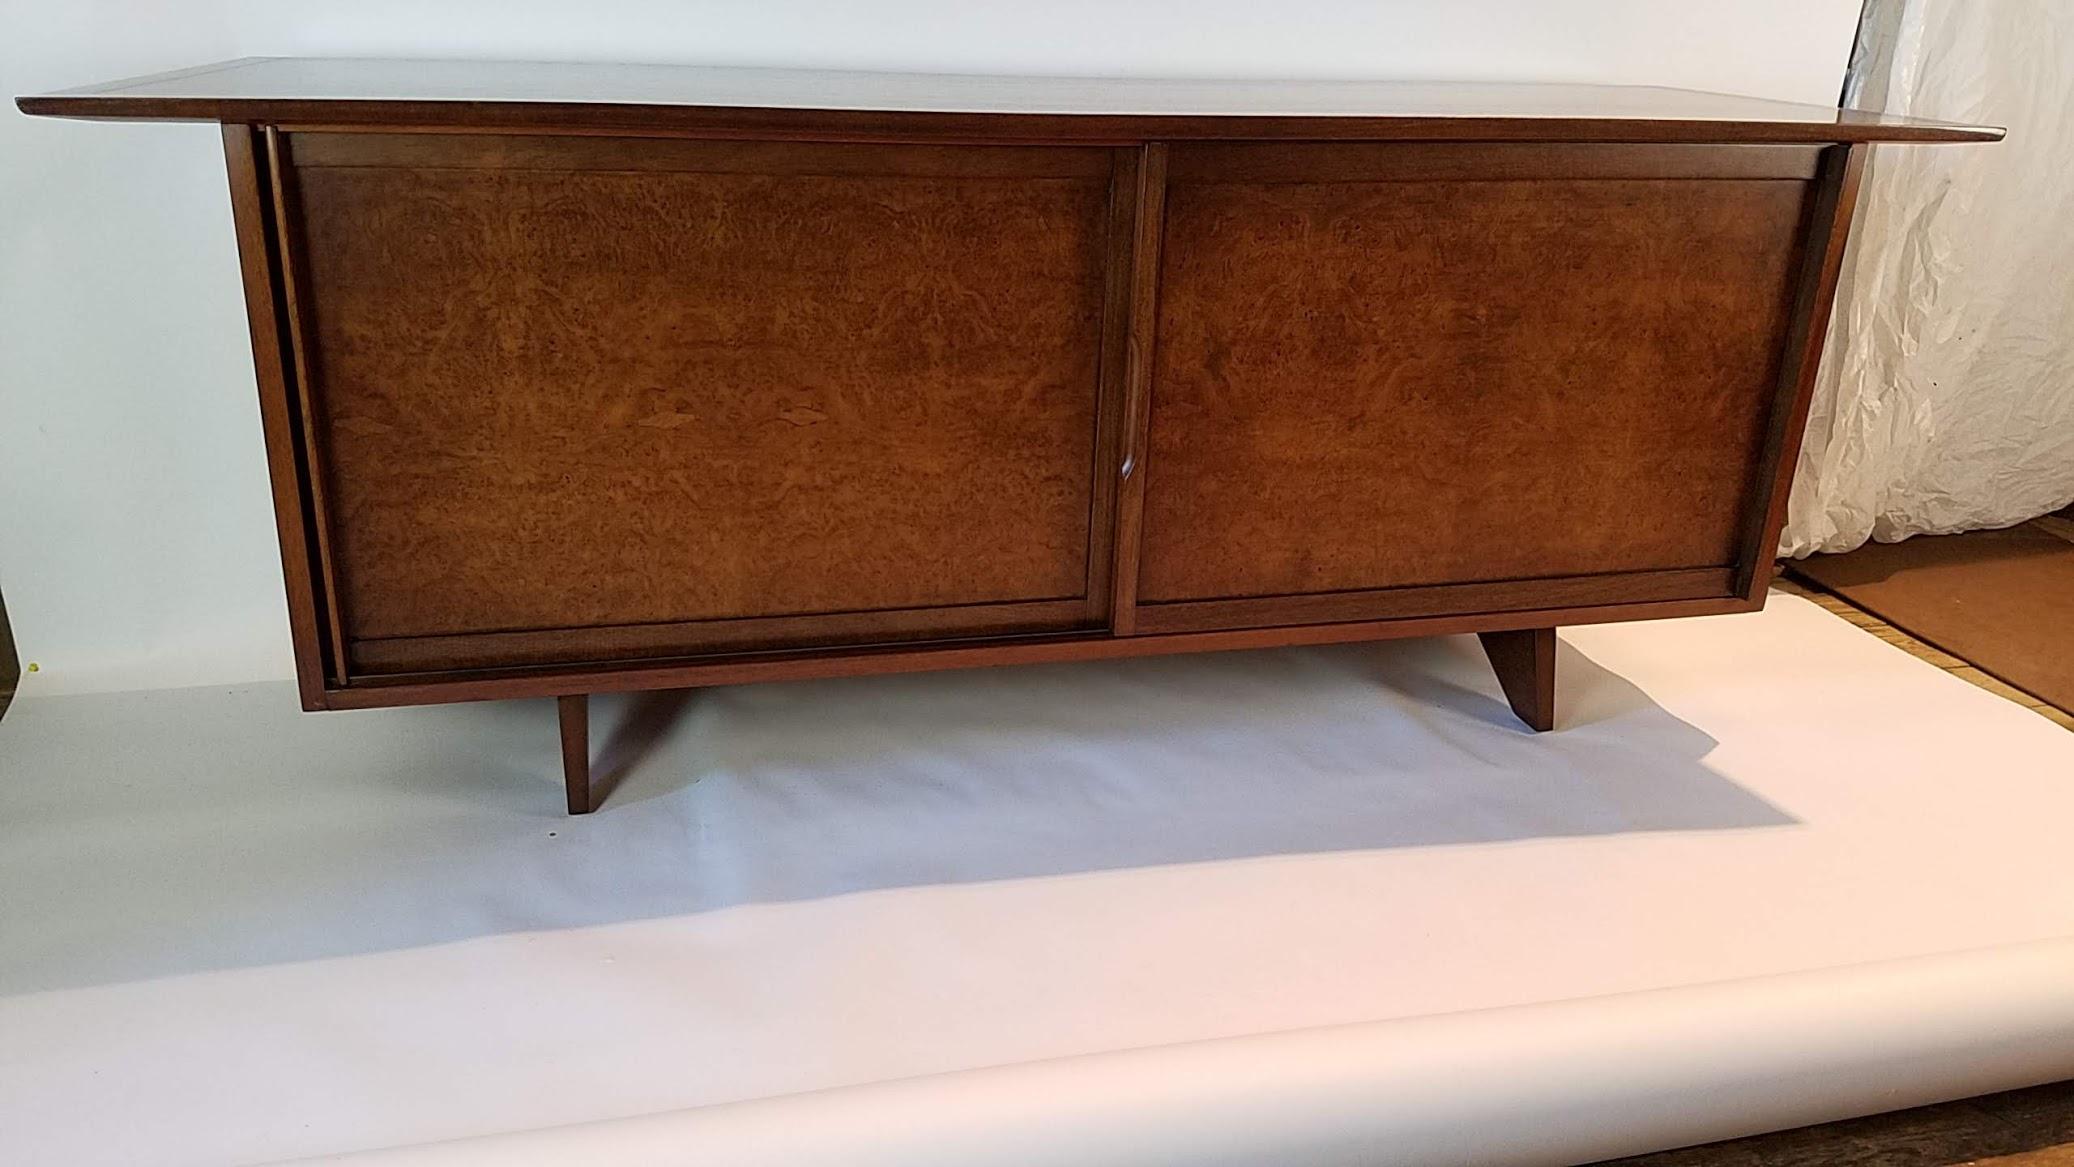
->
[1782,0,2074,556]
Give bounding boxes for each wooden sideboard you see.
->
[20,59,2000,812]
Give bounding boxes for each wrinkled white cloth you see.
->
[1785,0,2074,554]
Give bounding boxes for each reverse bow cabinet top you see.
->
[19,59,2001,812]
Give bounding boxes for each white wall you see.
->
[0,0,1865,696]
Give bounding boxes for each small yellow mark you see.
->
[26,662,40,673]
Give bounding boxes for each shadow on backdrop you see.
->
[0,634,1790,993]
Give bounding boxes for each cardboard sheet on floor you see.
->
[3,591,2073,1166]
[1791,523,2074,714]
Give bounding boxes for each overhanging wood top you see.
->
[17,57,2004,144]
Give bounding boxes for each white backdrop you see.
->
[1782,0,2074,554]
[0,0,1865,696]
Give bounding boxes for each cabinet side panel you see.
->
[284,135,1111,647]
[222,125,333,707]
[1142,154,1810,605]
[1735,143,1865,598]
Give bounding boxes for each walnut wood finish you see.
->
[1478,628,1558,732]
[1736,143,1867,600]
[16,58,2004,144]
[0,586,18,724]
[18,63,2000,811]
[1107,143,1167,637]
[558,694,591,815]
[328,591,1758,711]
[222,125,335,703]
[1132,569,1736,636]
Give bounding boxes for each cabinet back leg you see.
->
[1477,628,1557,731]
[558,694,592,814]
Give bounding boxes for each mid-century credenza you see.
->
[19,59,2000,812]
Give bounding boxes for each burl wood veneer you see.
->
[19,59,2001,812]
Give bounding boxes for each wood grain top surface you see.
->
[17,57,2004,143]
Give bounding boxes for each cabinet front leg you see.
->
[558,694,593,814]
[1477,628,1557,732]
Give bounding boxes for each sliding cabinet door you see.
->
[267,133,1132,676]
[1133,142,1825,634]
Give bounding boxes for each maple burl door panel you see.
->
[276,134,1124,674]
[1136,143,1818,630]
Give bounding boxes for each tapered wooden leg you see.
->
[558,694,593,815]
[0,584,18,724]
[1477,628,1557,732]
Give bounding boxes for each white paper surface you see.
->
[3,593,2073,1165]
[308,937,2074,1167]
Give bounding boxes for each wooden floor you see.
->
[1596,518,2074,1165]
[1597,1079,2074,1167]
